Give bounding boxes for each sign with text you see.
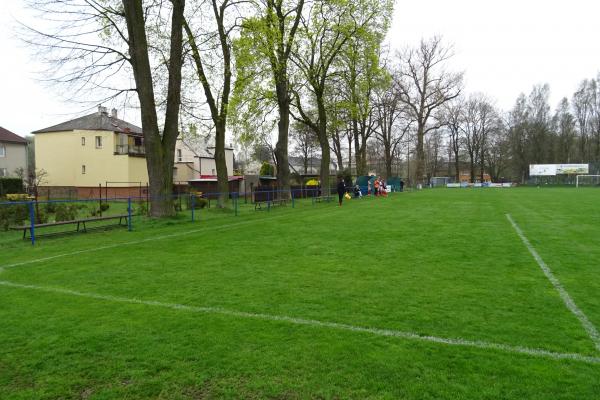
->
[530,164,588,176]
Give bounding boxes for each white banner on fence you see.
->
[530,164,588,176]
[446,182,513,188]
[556,164,589,174]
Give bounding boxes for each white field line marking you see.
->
[1,207,337,270]
[1,280,599,365]
[506,213,600,352]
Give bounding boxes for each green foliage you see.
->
[100,203,110,212]
[35,207,48,224]
[259,162,275,176]
[44,202,57,214]
[186,196,208,210]
[195,198,208,209]
[0,178,24,195]
[54,204,81,222]
[135,200,148,216]
[0,203,28,230]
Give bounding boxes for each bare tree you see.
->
[461,95,483,183]
[374,79,411,178]
[441,99,464,181]
[552,97,577,163]
[572,79,594,163]
[394,36,462,185]
[485,121,509,182]
[291,121,319,175]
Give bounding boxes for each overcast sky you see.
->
[1,0,600,137]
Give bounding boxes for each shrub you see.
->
[186,195,208,210]
[135,200,148,216]
[6,193,32,201]
[195,198,208,209]
[0,178,24,195]
[45,202,57,214]
[99,203,110,212]
[0,204,28,231]
[55,204,78,222]
[259,161,275,176]
[35,207,48,224]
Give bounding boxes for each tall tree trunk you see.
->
[454,148,460,181]
[333,133,344,173]
[384,143,392,178]
[123,0,184,217]
[415,124,425,184]
[317,98,331,196]
[480,146,485,182]
[274,77,291,198]
[347,133,353,171]
[215,120,229,205]
[469,153,475,183]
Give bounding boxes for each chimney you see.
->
[98,105,107,115]
[111,108,118,118]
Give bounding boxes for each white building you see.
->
[173,137,235,182]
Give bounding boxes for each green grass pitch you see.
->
[1,188,599,399]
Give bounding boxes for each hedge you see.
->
[0,178,24,196]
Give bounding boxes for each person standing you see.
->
[400,179,405,192]
[337,177,346,206]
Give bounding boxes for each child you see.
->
[354,185,362,198]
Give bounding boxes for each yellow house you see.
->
[33,106,148,197]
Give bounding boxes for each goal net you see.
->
[576,175,600,187]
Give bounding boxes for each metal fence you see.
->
[0,187,358,246]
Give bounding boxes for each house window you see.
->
[95,136,102,148]
[82,165,86,174]
[0,144,5,157]
[177,149,182,162]
[81,137,86,146]
[0,168,7,177]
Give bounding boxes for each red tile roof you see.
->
[0,127,27,144]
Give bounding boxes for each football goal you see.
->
[576,175,600,187]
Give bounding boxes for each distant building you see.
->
[0,127,28,178]
[459,171,491,183]
[32,106,148,197]
[174,137,235,182]
[288,156,339,176]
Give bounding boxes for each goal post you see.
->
[576,175,600,188]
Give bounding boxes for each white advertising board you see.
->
[556,164,589,174]
[530,164,556,176]
[530,164,588,176]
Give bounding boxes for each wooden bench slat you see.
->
[10,215,128,231]
[254,199,288,210]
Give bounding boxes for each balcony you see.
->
[115,144,146,157]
